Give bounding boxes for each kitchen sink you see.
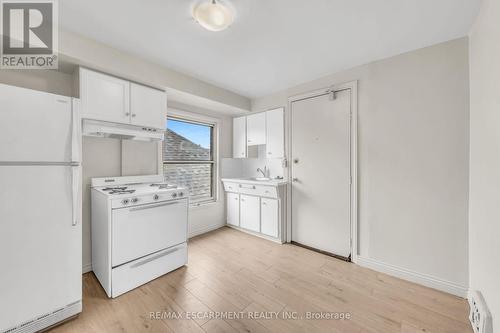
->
[252,177,271,181]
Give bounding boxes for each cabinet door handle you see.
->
[132,113,137,117]
[239,184,256,189]
[125,112,130,116]
[71,166,80,226]
[262,202,267,205]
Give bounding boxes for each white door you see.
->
[0,166,81,331]
[112,199,188,267]
[80,68,130,124]
[266,108,284,158]
[233,116,247,158]
[227,193,240,226]
[246,112,266,145]
[291,89,351,258]
[261,198,279,238]
[0,84,74,162]
[130,83,167,129]
[240,195,260,232]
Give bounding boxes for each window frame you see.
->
[162,111,219,206]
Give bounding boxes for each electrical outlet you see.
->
[468,291,492,333]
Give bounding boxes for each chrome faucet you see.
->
[257,166,267,178]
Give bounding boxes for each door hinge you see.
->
[326,88,336,100]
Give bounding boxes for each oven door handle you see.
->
[130,247,181,268]
[129,201,180,212]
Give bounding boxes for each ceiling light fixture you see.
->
[192,0,234,32]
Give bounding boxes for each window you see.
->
[163,117,216,203]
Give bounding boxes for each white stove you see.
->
[90,175,188,298]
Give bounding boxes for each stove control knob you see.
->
[178,192,184,197]
[121,199,129,205]
[131,198,139,203]
[153,194,159,201]
[172,192,178,198]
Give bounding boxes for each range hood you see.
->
[82,119,164,141]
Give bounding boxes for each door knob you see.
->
[292,178,299,182]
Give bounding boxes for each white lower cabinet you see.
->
[261,198,279,238]
[240,195,260,232]
[227,192,240,226]
[224,180,286,243]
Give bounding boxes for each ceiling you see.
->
[59,0,481,99]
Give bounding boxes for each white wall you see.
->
[469,0,500,328]
[0,69,73,97]
[252,38,470,295]
[81,137,122,272]
[221,153,285,180]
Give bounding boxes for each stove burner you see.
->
[102,186,128,191]
[109,189,136,195]
[150,183,177,189]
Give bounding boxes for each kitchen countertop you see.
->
[221,177,289,186]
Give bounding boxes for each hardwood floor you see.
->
[50,227,472,333]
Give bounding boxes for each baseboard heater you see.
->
[468,290,492,333]
[2,301,81,333]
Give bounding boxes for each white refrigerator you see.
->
[0,84,82,332]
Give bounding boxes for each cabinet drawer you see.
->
[223,182,239,193]
[111,243,187,298]
[238,184,277,198]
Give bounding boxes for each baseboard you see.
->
[188,223,225,238]
[82,262,92,274]
[226,224,284,244]
[356,256,468,298]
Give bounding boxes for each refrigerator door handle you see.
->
[72,166,80,226]
[71,99,81,163]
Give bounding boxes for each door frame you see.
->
[286,80,358,263]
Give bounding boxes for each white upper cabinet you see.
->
[80,68,167,130]
[232,108,284,159]
[130,83,167,129]
[80,68,130,124]
[233,116,247,158]
[266,108,284,158]
[246,112,266,145]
